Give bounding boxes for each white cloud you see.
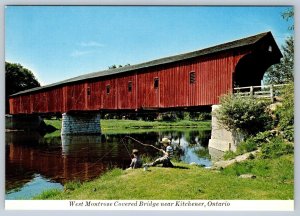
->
[70,50,94,57]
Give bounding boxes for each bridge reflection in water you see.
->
[6,129,217,199]
[6,132,131,190]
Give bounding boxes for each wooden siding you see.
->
[9,49,249,114]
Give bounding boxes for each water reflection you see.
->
[6,129,213,199]
[6,174,63,200]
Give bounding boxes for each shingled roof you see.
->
[10,31,273,96]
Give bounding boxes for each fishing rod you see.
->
[120,137,133,159]
[125,135,162,152]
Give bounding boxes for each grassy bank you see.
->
[34,154,293,200]
[44,119,211,133]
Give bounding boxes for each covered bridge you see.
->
[8,31,282,134]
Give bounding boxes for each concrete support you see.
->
[5,114,43,131]
[61,112,101,135]
[208,105,244,152]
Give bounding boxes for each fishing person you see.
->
[146,137,174,168]
[127,149,143,169]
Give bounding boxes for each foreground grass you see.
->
[34,155,293,200]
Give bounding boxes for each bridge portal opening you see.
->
[233,34,282,88]
[233,52,280,87]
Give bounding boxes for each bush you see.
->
[260,137,294,159]
[276,83,294,142]
[281,126,294,142]
[223,136,258,160]
[197,112,211,121]
[253,131,276,144]
[236,137,258,155]
[223,151,237,160]
[215,94,273,136]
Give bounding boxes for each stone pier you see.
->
[61,112,101,135]
[208,105,244,152]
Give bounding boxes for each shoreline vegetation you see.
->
[44,119,212,131]
[32,118,294,200]
[43,119,212,136]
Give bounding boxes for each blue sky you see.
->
[5,6,294,85]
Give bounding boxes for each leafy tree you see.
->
[108,64,130,69]
[264,8,294,84]
[264,37,294,84]
[5,62,41,113]
[282,8,294,30]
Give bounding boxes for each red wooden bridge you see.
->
[7,31,282,135]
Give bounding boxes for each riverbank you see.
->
[44,119,211,135]
[38,119,293,200]
[34,153,293,200]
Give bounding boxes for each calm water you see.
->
[5,129,220,200]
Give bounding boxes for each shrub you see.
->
[236,137,258,155]
[276,83,294,142]
[197,112,211,121]
[223,151,237,160]
[215,94,273,136]
[281,126,294,142]
[253,131,276,143]
[223,136,258,160]
[260,137,294,159]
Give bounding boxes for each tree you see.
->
[264,8,294,84]
[5,62,41,113]
[282,8,294,31]
[264,37,294,84]
[108,64,130,69]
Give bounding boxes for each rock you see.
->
[212,150,259,169]
[238,174,256,179]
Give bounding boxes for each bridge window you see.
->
[106,85,110,94]
[128,81,132,92]
[87,87,91,96]
[154,78,159,89]
[190,71,196,84]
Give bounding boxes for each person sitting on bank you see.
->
[147,137,174,168]
[128,149,143,169]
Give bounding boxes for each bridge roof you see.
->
[11,31,275,97]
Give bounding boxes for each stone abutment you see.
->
[208,105,244,152]
[61,112,101,135]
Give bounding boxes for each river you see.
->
[5,129,223,200]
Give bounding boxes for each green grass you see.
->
[44,119,211,136]
[44,119,62,129]
[101,119,211,129]
[34,155,293,200]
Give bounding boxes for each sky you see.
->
[5,6,294,85]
